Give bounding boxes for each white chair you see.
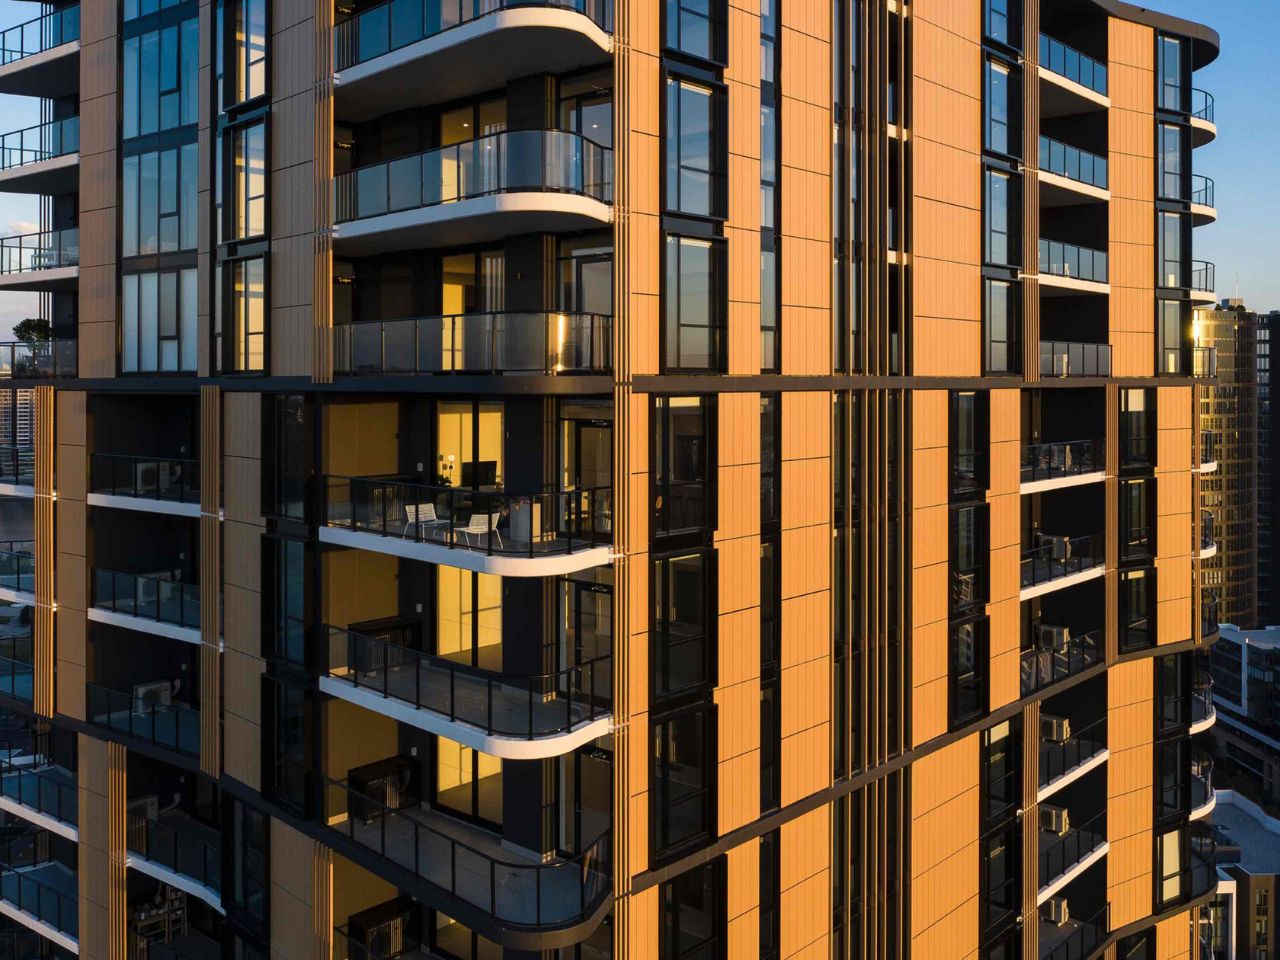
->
[404,503,442,539]
[459,511,502,548]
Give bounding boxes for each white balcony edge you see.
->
[1190,116,1217,145]
[125,854,225,914]
[1190,287,1216,304]
[1019,564,1105,602]
[1036,169,1110,203]
[1020,470,1106,496]
[335,7,611,89]
[0,265,77,289]
[0,794,77,841]
[1037,747,1109,804]
[1199,542,1217,561]
[1037,65,1111,109]
[318,524,613,577]
[318,674,612,760]
[0,482,34,498]
[0,586,35,606]
[0,40,80,82]
[86,492,201,518]
[1036,273,1110,295]
[1037,839,1109,906]
[1189,787,1217,822]
[333,191,612,244]
[1195,460,1218,474]
[1189,705,1217,736]
[0,884,78,954]
[87,606,202,646]
[0,152,78,192]
[1191,201,1216,224]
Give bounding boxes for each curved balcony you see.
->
[321,624,611,758]
[1037,135,1108,203]
[1039,340,1111,379]
[1189,753,1216,821]
[1021,439,1105,492]
[1198,431,1217,474]
[0,339,76,379]
[0,229,77,292]
[0,6,79,98]
[0,859,77,951]
[334,311,613,377]
[321,475,612,576]
[1039,716,1107,801]
[1161,823,1218,908]
[0,117,78,195]
[0,750,76,839]
[0,541,34,606]
[85,683,200,758]
[88,452,201,518]
[1020,629,1102,697]
[1039,810,1107,901]
[1191,88,1216,146]
[322,775,610,931]
[1041,902,1108,960]
[1199,511,1217,560]
[1190,673,1216,733]
[89,569,201,646]
[126,809,221,910]
[0,446,33,496]
[333,130,612,255]
[1020,534,1104,599]
[335,0,610,119]
[1191,175,1216,225]
[1200,591,1220,644]
[1038,34,1108,116]
[1038,238,1108,294]
[1190,260,1216,303]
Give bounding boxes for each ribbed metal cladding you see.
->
[312,0,335,383]
[1022,0,1042,381]
[1192,381,1204,644]
[1022,700,1042,960]
[1105,385,1120,663]
[199,385,222,776]
[107,740,127,958]
[34,385,55,717]
[313,842,334,957]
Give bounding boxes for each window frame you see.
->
[651,703,717,861]
[663,71,728,221]
[663,0,728,66]
[650,547,717,705]
[651,394,717,542]
[661,233,727,374]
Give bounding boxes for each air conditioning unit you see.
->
[1043,896,1070,927]
[1041,714,1072,743]
[1040,804,1070,836]
[1037,533,1072,561]
[133,680,172,711]
[1037,623,1070,652]
[126,794,158,822]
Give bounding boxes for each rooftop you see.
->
[1218,623,1280,651]
[1213,791,1280,875]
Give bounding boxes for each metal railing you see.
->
[333,925,415,960]
[1192,88,1214,123]
[335,0,612,69]
[1020,630,1102,696]
[0,117,78,172]
[1188,824,1218,899]
[322,775,610,927]
[1039,715,1106,789]
[1191,260,1215,293]
[1039,238,1108,283]
[0,6,79,65]
[1192,672,1215,724]
[85,683,200,757]
[89,453,200,503]
[1200,431,1216,465]
[0,540,34,594]
[0,751,76,826]
[333,312,613,376]
[1190,753,1214,812]
[1038,135,1107,189]
[1192,346,1216,379]
[1200,591,1220,640]
[0,827,47,868]
[0,446,33,486]
[0,229,77,275]
[0,339,77,378]
[92,569,200,631]
[1020,534,1103,589]
[1039,34,1108,95]
[1043,902,1109,960]
[335,129,612,222]
[1040,809,1106,890]
[126,812,221,893]
[1021,439,1103,483]
[0,865,77,937]
[325,623,611,738]
[1191,174,1214,208]
[0,654,33,703]
[1040,340,1112,378]
[1201,511,1216,554]
[323,475,612,557]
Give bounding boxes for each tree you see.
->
[11,317,49,343]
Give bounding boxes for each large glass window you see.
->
[434,741,503,827]
[1159,36,1185,113]
[231,800,268,927]
[949,618,987,727]
[984,169,1017,266]
[265,677,307,811]
[664,236,724,371]
[1121,478,1152,559]
[665,0,723,62]
[951,505,988,615]
[652,707,714,857]
[1159,123,1184,199]
[122,144,199,257]
[1158,299,1185,373]
[121,16,199,138]
[983,279,1019,374]
[1158,210,1185,287]
[1119,568,1153,652]
[666,77,723,218]
[121,268,198,373]
[436,568,502,672]
[660,858,724,959]
[652,396,715,537]
[1120,388,1153,466]
[231,122,267,240]
[230,0,267,105]
[984,0,1019,48]
[984,59,1016,157]
[652,551,713,701]
[271,537,306,664]
[227,257,266,372]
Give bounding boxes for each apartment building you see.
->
[0,0,1226,956]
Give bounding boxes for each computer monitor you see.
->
[461,460,498,487]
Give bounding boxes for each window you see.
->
[228,0,267,105]
[121,268,198,373]
[430,912,503,960]
[1117,931,1153,960]
[984,0,1019,47]
[652,707,714,856]
[949,618,987,727]
[270,395,310,521]
[951,391,987,493]
[661,858,725,959]
[981,828,1019,938]
[1159,123,1184,199]
[1158,827,1184,905]
[1159,36,1185,112]
[982,720,1019,826]
[1158,210,1185,288]
[665,0,723,62]
[1158,300,1185,374]
[264,676,307,811]
[231,122,267,239]
[984,169,1017,266]
[652,551,714,701]
[122,143,199,256]
[1120,388,1152,465]
[1119,568,1153,652]
[666,77,724,218]
[227,256,266,372]
[760,831,780,960]
[984,59,1017,156]
[269,537,306,664]
[121,16,199,138]
[652,396,715,538]
[951,505,988,615]
[983,279,1020,374]
[664,235,724,371]
[231,799,268,928]
[1121,478,1152,559]
[1157,737,1188,819]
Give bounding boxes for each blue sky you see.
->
[0,0,1268,338]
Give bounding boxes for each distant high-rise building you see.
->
[1260,311,1280,623]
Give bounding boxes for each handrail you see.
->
[0,6,80,65]
[0,751,77,826]
[1191,174,1214,208]
[1200,431,1216,465]
[1039,34,1108,95]
[1192,88,1214,123]
[89,453,200,503]
[85,683,200,757]
[0,229,78,275]
[1192,346,1216,379]
[1191,752,1214,808]
[1040,341,1112,378]
[0,540,34,594]
[0,445,33,486]
[1200,591,1220,640]
[1040,809,1106,889]
[1039,715,1107,789]
[323,474,612,557]
[0,339,77,378]
[0,654,33,703]
[0,117,78,172]
[325,623,611,738]
[1038,135,1107,189]
[1021,439,1103,483]
[333,311,613,376]
[321,774,611,927]
[1192,260,1215,293]
[0,863,77,936]
[335,0,612,70]
[92,569,200,631]
[126,811,221,892]
[1043,902,1109,960]
[1020,534,1103,589]
[1020,629,1102,696]
[1039,238,1108,283]
[335,129,613,222]
[1201,511,1215,552]
[0,827,47,868]
[1192,674,1215,724]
